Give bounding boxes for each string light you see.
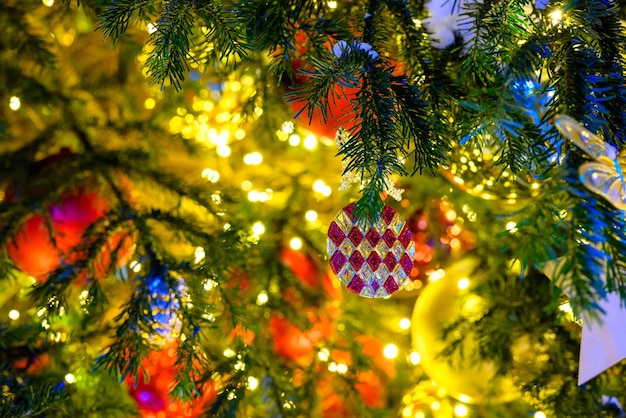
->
[288,134,301,146]
[454,404,468,417]
[303,135,317,150]
[317,348,330,361]
[408,351,421,365]
[534,412,547,418]
[383,343,399,359]
[202,168,220,183]
[506,221,518,233]
[130,261,142,273]
[256,291,269,305]
[194,247,206,264]
[243,152,263,165]
[457,277,470,290]
[247,376,259,390]
[64,373,76,384]
[289,237,303,250]
[42,0,54,6]
[429,269,445,282]
[305,210,318,222]
[549,10,563,26]
[9,96,21,111]
[8,310,19,320]
[399,317,411,330]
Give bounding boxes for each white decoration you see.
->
[542,257,626,385]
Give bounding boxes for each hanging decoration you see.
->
[327,203,414,297]
[6,187,132,281]
[126,345,217,418]
[553,114,626,209]
[541,257,626,385]
[411,257,521,404]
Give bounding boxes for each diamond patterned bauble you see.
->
[327,203,414,298]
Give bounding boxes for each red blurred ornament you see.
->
[126,345,217,418]
[6,187,132,281]
[279,248,319,289]
[270,311,335,367]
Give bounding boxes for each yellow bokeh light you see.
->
[8,310,19,320]
[305,210,318,222]
[289,237,303,250]
[429,269,445,282]
[431,401,441,411]
[327,0,338,8]
[454,404,468,417]
[457,277,470,290]
[202,168,220,183]
[247,376,259,391]
[383,343,399,359]
[256,291,269,305]
[144,97,156,109]
[42,0,54,6]
[9,96,21,111]
[64,373,76,384]
[241,180,253,191]
[534,412,547,418]
[409,351,421,365]
[399,317,411,330]
[147,23,158,34]
[243,152,263,165]
[217,145,231,157]
[288,134,301,146]
[303,135,317,150]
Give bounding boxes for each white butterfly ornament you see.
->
[553,115,626,209]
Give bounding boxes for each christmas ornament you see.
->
[441,145,541,206]
[542,257,626,385]
[146,274,184,348]
[327,203,414,297]
[411,257,520,404]
[126,345,217,418]
[6,187,132,281]
[553,114,626,209]
[399,380,455,418]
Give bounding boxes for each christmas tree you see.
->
[3,0,626,417]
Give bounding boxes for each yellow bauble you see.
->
[411,257,521,405]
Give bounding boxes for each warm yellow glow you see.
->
[251,222,265,239]
[130,261,141,273]
[327,0,338,9]
[194,247,205,264]
[64,373,76,384]
[415,412,425,418]
[42,0,54,6]
[429,269,445,282]
[243,152,263,165]
[454,404,468,417]
[8,310,19,320]
[305,210,318,222]
[383,343,399,359]
[534,412,547,418]
[431,401,441,411]
[318,348,330,361]
[202,168,220,183]
[336,363,348,374]
[506,221,518,233]
[445,210,457,221]
[234,360,245,371]
[399,317,411,330]
[256,291,269,305]
[303,135,317,150]
[550,10,563,26]
[401,406,412,417]
[409,351,421,365]
[457,277,470,290]
[9,96,21,111]
[147,23,158,34]
[281,121,295,134]
[412,18,422,28]
[288,134,301,146]
[313,179,332,197]
[289,237,303,250]
[144,97,156,109]
[223,348,236,358]
[247,376,259,391]
[241,180,253,191]
[203,279,216,291]
[216,145,231,157]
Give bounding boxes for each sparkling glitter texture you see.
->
[327,203,415,298]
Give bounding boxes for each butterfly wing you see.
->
[579,162,626,209]
[553,115,615,164]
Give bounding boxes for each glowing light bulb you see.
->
[429,269,445,282]
[383,343,399,359]
[399,317,411,330]
[303,135,317,150]
[251,222,265,239]
[550,10,563,26]
[247,376,259,390]
[9,96,21,111]
[409,351,421,365]
[457,278,470,290]
[534,412,547,418]
[65,373,76,384]
[243,152,263,165]
[194,247,205,264]
[130,261,141,273]
[454,404,468,417]
[327,0,338,8]
[256,291,269,305]
[42,0,54,6]
[223,348,236,358]
[147,23,158,34]
[506,221,518,233]
[289,237,303,250]
[305,210,318,222]
[8,310,19,320]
